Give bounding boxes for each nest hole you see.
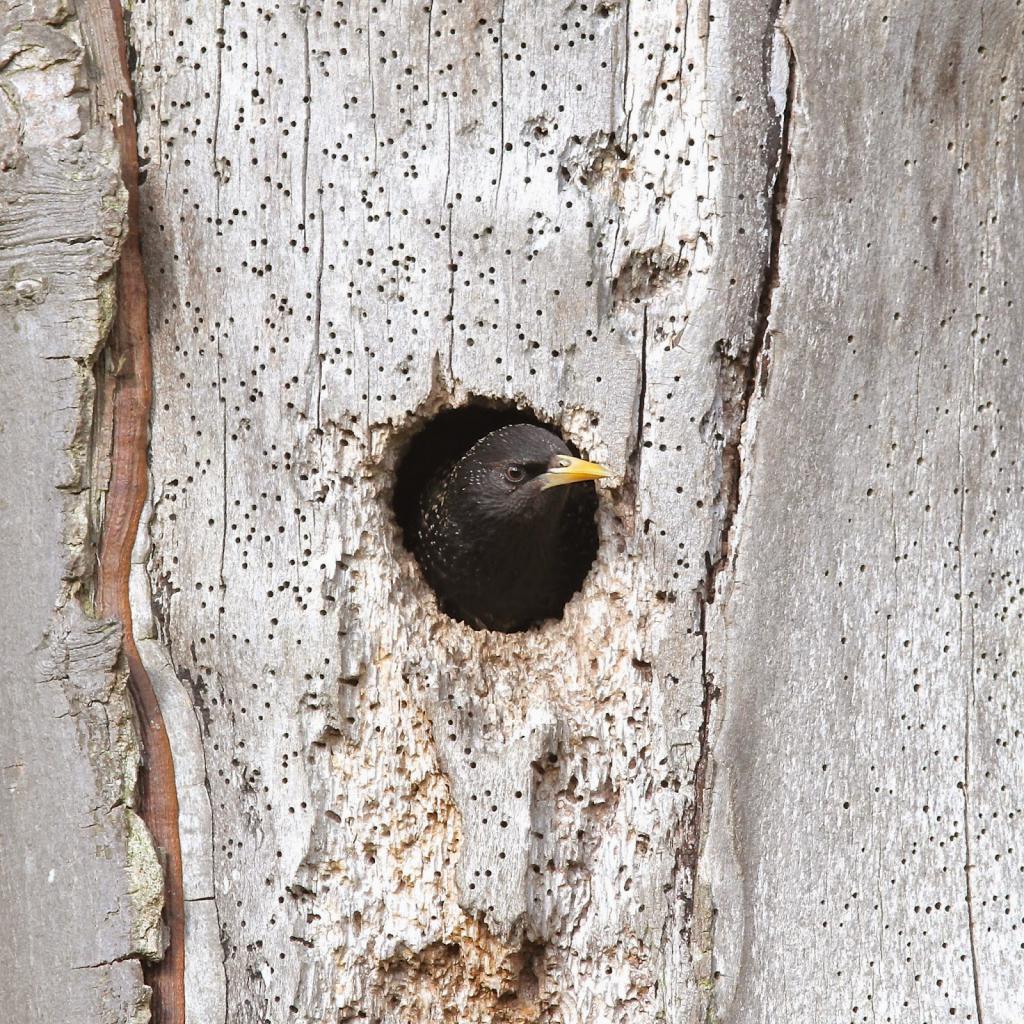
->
[392,402,601,632]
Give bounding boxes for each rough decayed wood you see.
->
[0,3,161,1021]
[129,0,783,1019]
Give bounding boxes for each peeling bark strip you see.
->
[1,2,161,1020]
[81,2,186,1020]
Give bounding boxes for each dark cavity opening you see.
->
[393,402,601,633]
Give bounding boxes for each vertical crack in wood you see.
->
[496,0,506,196]
[956,398,986,1024]
[85,1,187,1021]
[445,204,456,383]
[689,10,796,1016]
[962,663,986,1024]
[190,661,232,1024]
[300,4,312,238]
[632,304,649,469]
[690,595,720,920]
[211,0,226,219]
[216,331,228,589]
[365,5,380,175]
[313,196,326,432]
[704,21,794,609]
[621,0,631,120]
[426,0,435,103]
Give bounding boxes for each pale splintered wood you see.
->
[0,5,160,1021]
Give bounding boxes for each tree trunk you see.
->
[4,1,1022,1022]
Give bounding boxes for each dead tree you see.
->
[2,1,1021,1022]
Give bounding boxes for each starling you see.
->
[411,423,610,632]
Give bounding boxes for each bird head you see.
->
[450,423,609,529]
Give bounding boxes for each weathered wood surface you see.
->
[130,0,780,1019]
[703,5,1024,1022]
[121,0,1022,1023]
[0,3,161,1021]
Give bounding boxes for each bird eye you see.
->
[505,463,525,483]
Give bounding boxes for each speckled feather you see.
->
[412,424,600,631]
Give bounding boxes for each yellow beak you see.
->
[540,455,611,490]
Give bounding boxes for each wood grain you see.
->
[703,4,1024,1022]
[129,0,781,1019]
[81,1,188,1019]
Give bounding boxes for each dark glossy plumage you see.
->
[411,424,602,632]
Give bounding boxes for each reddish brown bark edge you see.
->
[91,3,187,1022]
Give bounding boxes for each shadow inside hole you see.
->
[392,402,600,632]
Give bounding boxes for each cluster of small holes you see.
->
[124,0,1024,1020]
[133,0,737,1007]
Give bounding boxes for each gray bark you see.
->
[0,3,162,1022]
[3,0,1022,1022]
